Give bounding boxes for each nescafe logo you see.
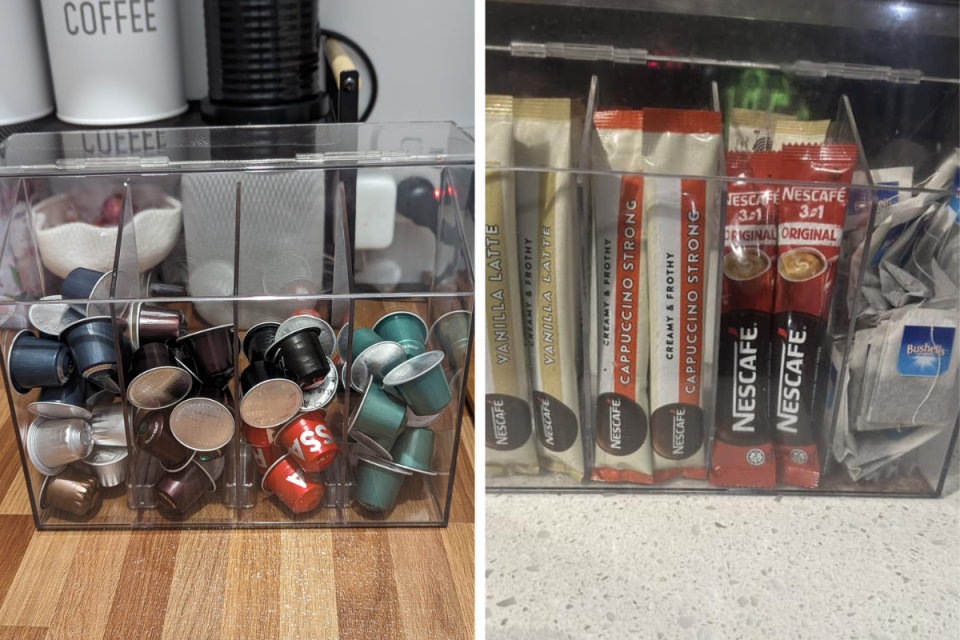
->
[485,394,531,451]
[651,403,703,460]
[533,392,578,452]
[596,393,647,456]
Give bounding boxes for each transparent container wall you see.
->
[0,122,474,528]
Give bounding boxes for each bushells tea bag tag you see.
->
[772,144,857,488]
[590,109,654,484]
[485,95,539,476]
[643,108,722,483]
[711,152,779,489]
[513,97,586,481]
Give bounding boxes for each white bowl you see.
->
[34,193,182,279]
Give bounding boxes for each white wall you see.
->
[320,0,475,130]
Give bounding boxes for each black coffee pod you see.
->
[241,321,281,362]
[267,327,331,390]
[126,343,193,410]
[7,330,74,394]
[155,460,216,514]
[177,324,235,381]
[60,317,127,389]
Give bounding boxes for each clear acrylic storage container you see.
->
[0,122,474,528]
[484,1,959,496]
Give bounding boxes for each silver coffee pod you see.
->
[82,446,129,487]
[350,341,407,392]
[26,417,95,476]
[89,403,130,447]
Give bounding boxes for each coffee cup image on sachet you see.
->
[7,330,74,394]
[373,311,428,359]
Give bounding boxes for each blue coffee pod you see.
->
[60,317,126,389]
[7,330,74,394]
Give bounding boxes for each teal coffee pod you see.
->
[373,311,428,359]
[382,351,452,416]
[428,310,471,371]
[390,427,436,475]
[354,453,412,512]
[350,341,406,392]
[348,381,407,440]
[349,327,385,360]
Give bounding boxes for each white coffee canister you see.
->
[40,0,188,125]
[0,0,55,125]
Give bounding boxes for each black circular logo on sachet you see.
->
[650,403,703,460]
[533,392,578,452]
[485,394,532,451]
[596,393,647,456]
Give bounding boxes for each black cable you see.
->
[321,29,379,122]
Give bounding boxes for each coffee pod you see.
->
[89,403,129,446]
[241,421,278,448]
[382,351,452,416]
[346,327,385,361]
[29,296,85,339]
[169,383,236,452]
[28,374,91,421]
[277,315,336,358]
[275,411,339,473]
[126,343,194,410]
[348,381,407,440]
[177,324,235,381]
[61,267,111,313]
[389,427,436,475]
[132,303,188,346]
[60,317,126,388]
[249,442,284,475]
[239,361,303,428]
[7,330,74,394]
[82,446,129,487]
[267,327,331,390]
[155,460,216,514]
[348,429,393,461]
[350,341,406,392]
[39,467,101,516]
[261,454,324,514]
[26,417,94,475]
[404,406,443,428]
[373,311,428,359]
[299,359,339,411]
[241,321,281,362]
[136,409,193,469]
[354,454,412,512]
[428,310,471,371]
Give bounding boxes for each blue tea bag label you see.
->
[950,167,958,221]
[898,325,955,377]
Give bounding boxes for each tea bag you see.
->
[879,261,929,308]
[856,322,889,431]
[843,426,941,481]
[845,328,875,437]
[865,305,959,430]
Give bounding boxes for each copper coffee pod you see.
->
[348,381,407,440]
[276,315,336,358]
[297,357,339,411]
[155,460,216,514]
[261,454,324,514]
[29,295,85,339]
[131,302,188,345]
[60,317,126,389]
[39,467,101,516]
[127,343,193,410]
[239,360,303,428]
[89,403,129,446]
[382,351,452,416]
[28,374,92,421]
[428,310,471,371]
[170,383,236,452]
[241,321,281,362]
[177,324,235,381]
[350,341,407,392]
[82,446,129,487]
[7,330,74,394]
[373,311,428,359]
[354,454,412,512]
[136,409,193,469]
[267,327,331,390]
[275,410,339,473]
[26,417,94,476]
[389,427,437,475]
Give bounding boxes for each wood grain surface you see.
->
[0,389,475,640]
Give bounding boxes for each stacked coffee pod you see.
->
[339,310,454,512]
[240,309,340,514]
[17,268,139,517]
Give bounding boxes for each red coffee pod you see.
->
[275,411,339,473]
[294,308,322,319]
[241,421,278,448]
[249,444,283,475]
[261,454,323,514]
